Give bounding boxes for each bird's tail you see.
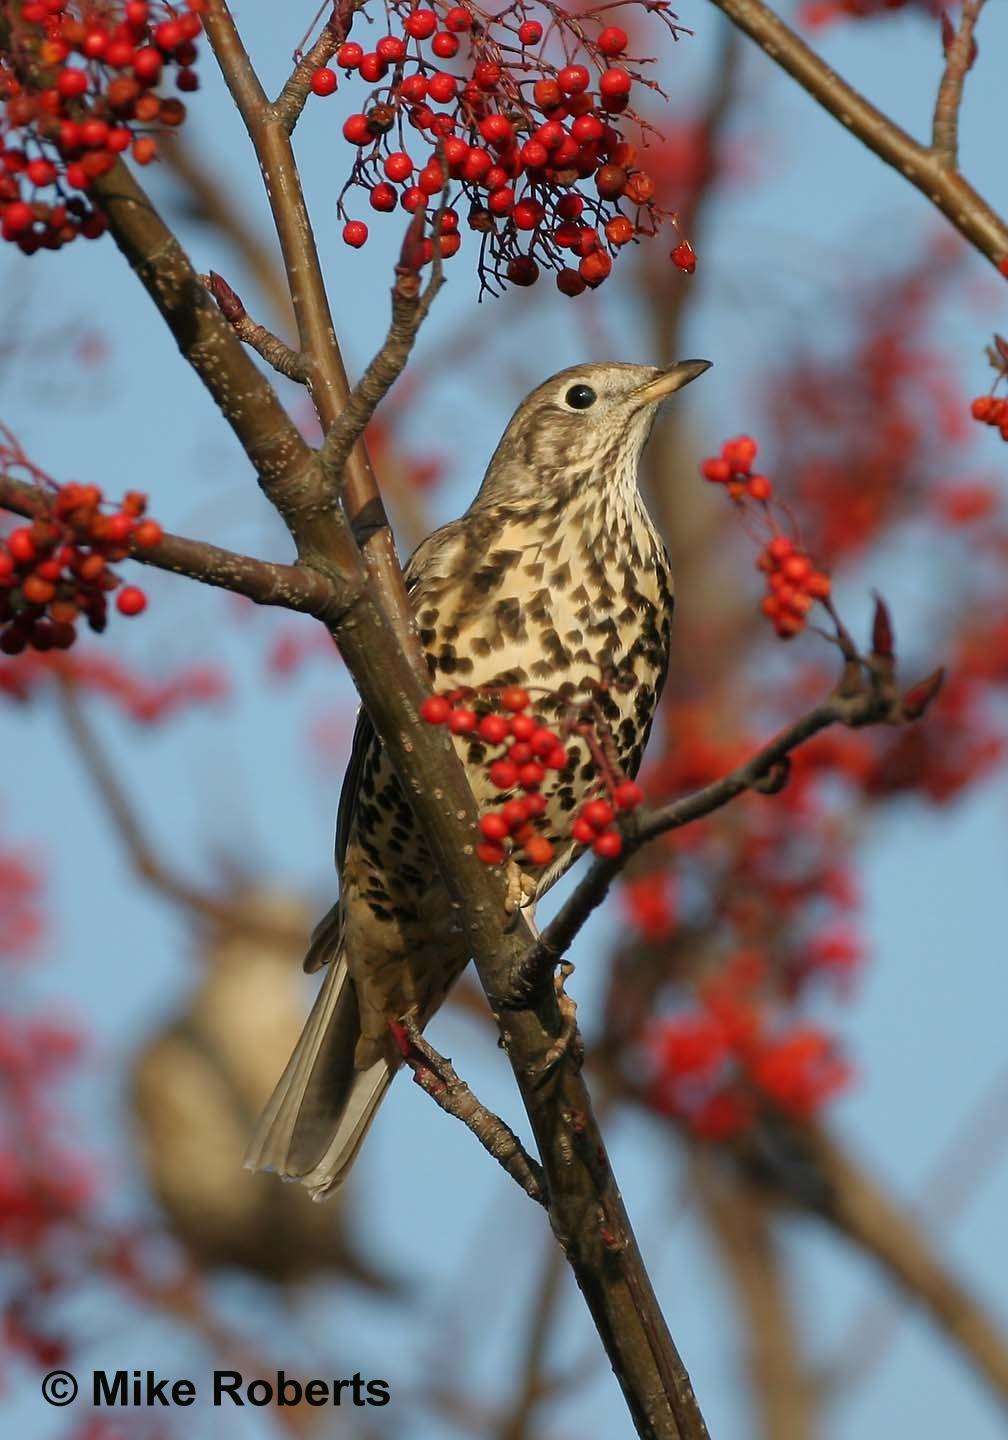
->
[244,948,394,1201]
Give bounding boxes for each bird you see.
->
[246,358,711,1199]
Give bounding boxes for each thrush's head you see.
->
[474,359,711,509]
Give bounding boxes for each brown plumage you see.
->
[246,358,711,1197]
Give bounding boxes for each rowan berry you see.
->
[478,841,506,865]
[525,836,554,865]
[337,41,363,67]
[370,182,397,211]
[420,695,452,723]
[518,20,543,44]
[427,71,456,102]
[431,32,459,58]
[384,151,413,182]
[592,831,623,858]
[533,78,564,110]
[480,813,509,841]
[671,240,696,273]
[501,686,530,711]
[376,35,407,63]
[310,67,338,96]
[489,758,519,788]
[342,113,372,144]
[598,26,629,55]
[359,52,388,82]
[599,67,631,99]
[56,67,89,99]
[571,816,596,844]
[448,706,477,733]
[582,798,615,830]
[579,249,612,287]
[116,586,147,616]
[501,798,530,829]
[444,7,472,31]
[479,713,509,744]
[557,267,586,297]
[614,780,644,810]
[558,65,590,96]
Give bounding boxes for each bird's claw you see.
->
[527,964,582,1076]
[503,860,537,920]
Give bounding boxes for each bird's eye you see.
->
[565,383,597,410]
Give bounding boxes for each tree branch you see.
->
[202,270,306,382]
[933,0,987,166]
[705,0,1008,268]
[273,0,359,134]
[516,654,927,998]
[394,1018,546,1205]
[0,469,341,618]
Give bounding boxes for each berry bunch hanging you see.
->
[420,681,645,866]
[0,481,162,653]
[971,332,1008,442]
[699,434,833,639]
[308,1,693,295]
[0,0,205,253]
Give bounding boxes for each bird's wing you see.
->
[305,524,467,974]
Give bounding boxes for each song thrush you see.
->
[247,358,711,1197]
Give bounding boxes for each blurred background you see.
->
[1,2,1006,1438]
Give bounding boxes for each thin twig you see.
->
[933,0,987,166]
[705,0,1008,268]
[317,213,446,499]
[515,644,937,998]
[394,1018,546,1205]
[273,0,359,134]
[202,271,306,382]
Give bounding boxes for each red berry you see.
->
[448,706,477,734]
[614,781,644,811]
[342,219,369,248]
[747,475,772,502]
[370,182,397,212]
[474,61,502,89]
[572,114,605,143]
[7,529,35,564]
[400,72,428,102]
[509,712,535,738]
[513,198,544,230]
[579,249,612,287]
[545,746,568,770]
[582,799,615,830]
[359,52,388,82]
[699,458,729,483]
[57,67,90,98]
[431,32,459,58]
[337,42,363,68]
[518,762,545,790]
[521,139,549,169]
[598,26,628,56]
[488,186,514,216]
[427,71,456,102]
[489,758,519,788]
[501,686,530,712]
[599,67,631,100]
[133,47,164,83]
[132,520,163,547]
[418,162,445,196]
[557,268,586,297]
[154,19,183,51]
[480,813,509,841]
[525,792,547,817]
[376,35,407,63]
[518,20,543,44]
[509,741,533,765]
[592,830,623,859]
[405,10,438,39]
[525,836,554,866]
[3,202,34,236]
[343,113,372,145]
[480,114,513,147]
[501,798,530,829]
[571,816,596,845]
[116,586,147,616]
[479,713,509,744]
[310,67,338,96]
[384,151,413,182]
[478,841,506,865]
[401,186,427,212]
[530,727,559,757]
[558,64,590,96]
[420,694,452,723]
[444,7,472,31]
[508,255,539,287]
[671,240,696,273]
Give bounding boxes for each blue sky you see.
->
[2,3,1006,1437]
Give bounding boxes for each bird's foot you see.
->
[527,963,583,1076]
[503,859,537,920]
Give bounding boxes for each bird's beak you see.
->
[632,359,712,405]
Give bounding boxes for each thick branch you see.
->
[203,0,426,673]
[705,0,1008,267]
[933,0,987,166]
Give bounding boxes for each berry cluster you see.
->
[970,393,1008,441]
[1,483,161,653]
[311,1,690,294]
[700,435,832,639]
[420,681,644,867]
[648,962,851,1140]
[0,0,204,253]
